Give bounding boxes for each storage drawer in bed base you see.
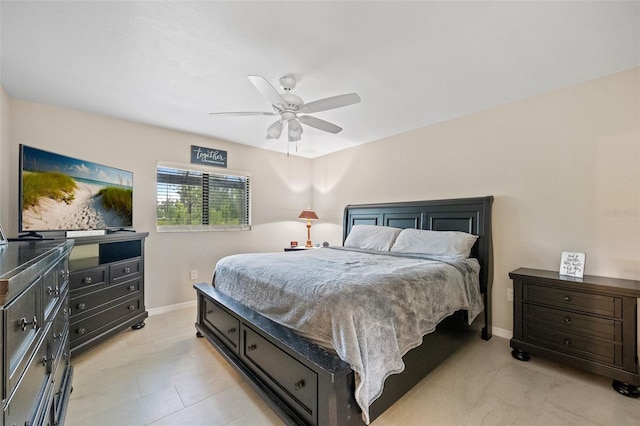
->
[195,283,361,426]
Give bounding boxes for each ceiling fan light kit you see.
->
[210,75,361,147]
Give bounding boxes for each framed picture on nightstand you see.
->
[559,251,585,278]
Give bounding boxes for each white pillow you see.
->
[343,225,402,251]
[390,229,478,259]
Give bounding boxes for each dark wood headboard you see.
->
[342,196,494,340]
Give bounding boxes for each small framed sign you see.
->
[191,145,227,168]
[559,251,585,278]
[0,223,8,245]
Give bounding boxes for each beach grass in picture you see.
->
[20,145,134,231]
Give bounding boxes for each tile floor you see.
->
[66,305,639,426]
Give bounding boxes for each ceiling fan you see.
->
[210,75,361,142]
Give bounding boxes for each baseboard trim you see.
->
[492,326,512,340]
[148,300,196,316]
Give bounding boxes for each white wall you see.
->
[4,98,313,309]
[2,68,638,332]
[0,86,11,229]
[311,68,640,334]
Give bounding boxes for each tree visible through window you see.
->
[156,165,251,231]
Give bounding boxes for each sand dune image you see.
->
[22,181,128,231]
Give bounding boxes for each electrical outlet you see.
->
[190,269,198,280]
[507,288,514,302]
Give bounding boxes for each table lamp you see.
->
[298,209,319,248]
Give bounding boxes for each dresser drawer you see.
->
[525,304,621,341]
[70,296,144,346]
[110,258,141,282]
[524,284,620,318]
[203,298,239,351]
[43,261,66,321]
[243,326,318,424]
[50,298,70,363]
[70,277,142,319]
[527,323,622,366]
[6,276,42,389]
[70,266,107,292]
[4,330,49,426]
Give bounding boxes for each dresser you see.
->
[0,239,74,425]
[68,233,148,358]
[510,268,640,397]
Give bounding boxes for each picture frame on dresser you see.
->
[0,223,7,245]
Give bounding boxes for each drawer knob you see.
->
[293,380,305,390]
[83,276,92,284]
[77,303,86,310]
[206,309,213,315]
[128,305,136,311]
[42,355,48,367]
[247,343,257,352]
[53,332,61,341]
[227,327,237,335]
[128,285,136,291]
[563,296,571,302]
[563,338,571,346]
[564,317,572,324]
[124,267,131,274]
[20,316,38,331]
[77,327,86,335]
[47,286,55,296]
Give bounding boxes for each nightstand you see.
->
[510,268,640,398]
[284,247,309,252]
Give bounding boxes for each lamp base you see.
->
[305,240,313,248]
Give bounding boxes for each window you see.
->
[156,163,251,232]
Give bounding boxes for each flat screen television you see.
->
[19,145,133,236]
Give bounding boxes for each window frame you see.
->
[156,161,251,233]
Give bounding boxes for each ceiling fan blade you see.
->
[301,93,361,114]
[248,75,286,107]
[298,115,343,134]
[209,111,277,116]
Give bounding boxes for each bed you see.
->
[194,196,493,425]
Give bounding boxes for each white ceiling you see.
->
[1,1,639,158]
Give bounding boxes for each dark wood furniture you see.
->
[194,197,493,425]
[0,240,74,426]
[510,268,640,397]
[68,233,148,358]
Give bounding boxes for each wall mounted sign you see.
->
[191,145,227,168]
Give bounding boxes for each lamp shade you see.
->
[298,209,319,220]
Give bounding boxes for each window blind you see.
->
[156,165,251,232]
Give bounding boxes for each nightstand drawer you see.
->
[527,324,622,366]
[524,285,620,318]
[525,304,621,341]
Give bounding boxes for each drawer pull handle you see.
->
[564,317,572,324]
[60,270,70,280]
[128,305,136,311]
[206,309,213,315]
[77,327,86,335]
[563,338,571,346]
[42,356,48,367]
[124,267,131,274]
[47,286,54,296]
[563,296,571,302]
[83,277,92,284]
[77,303,86,310]
[293,380,305,390]
[128,285,136,291]
[47,286,61,296]
[227,327,237,335]
[247,343,257,352]
[20,316,38,331]
[53,332,61,341]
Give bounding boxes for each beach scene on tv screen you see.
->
[21,146,133,231]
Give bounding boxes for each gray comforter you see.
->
[213,247,483,424]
